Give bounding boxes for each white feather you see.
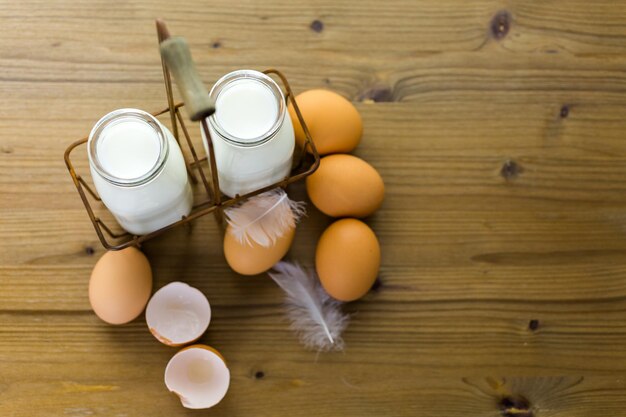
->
[268,261,349,351]
[225,189,306,247]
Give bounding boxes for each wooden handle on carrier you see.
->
[159,37,216,121]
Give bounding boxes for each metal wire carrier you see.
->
[64,22,320,250]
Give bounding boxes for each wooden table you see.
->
[2,1,626,415]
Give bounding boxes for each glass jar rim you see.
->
[87,108,169,187]
[208,70,286,148]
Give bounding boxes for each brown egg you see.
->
[288,89,362,155]
[306,154,384,218]
[316,218,380,302]
[223,226,295,275]
[89,247,153,325]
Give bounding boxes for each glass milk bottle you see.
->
[87,108,193,235]
[201,70,295,197]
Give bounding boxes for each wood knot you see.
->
[84,246,95,256]
[310,19,324,33]
[499,396,533,417]
[1,146,13,154]
[490,11,511,40]
[500,160,523,180]
[528,319,539,331]
[560,105,569,118]
[358,85,394,102]
[211,41,222,49]
[254,371,265,379]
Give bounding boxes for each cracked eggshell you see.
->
[146,282,211,347]
[165,344,230,409]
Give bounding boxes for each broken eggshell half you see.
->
[165,344,230,409]
[146,282,211,346]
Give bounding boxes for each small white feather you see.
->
[268,261,349,351]
[225,189,306,247]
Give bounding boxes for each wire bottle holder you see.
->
[64,23,319,250]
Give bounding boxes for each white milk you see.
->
[216,79,278,140]
[202,70,295,197]
[88,109,192,235]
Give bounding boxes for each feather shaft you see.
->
[268,262,348,351]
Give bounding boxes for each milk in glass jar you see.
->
[201,70,295,197]
[88,108,193,235]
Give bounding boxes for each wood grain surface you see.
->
[2,0,626,416]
